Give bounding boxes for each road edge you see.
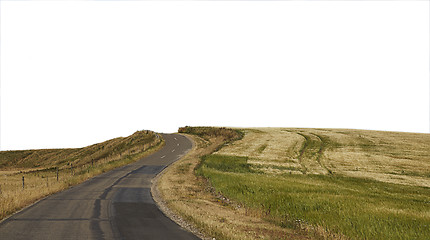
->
[0,133,165,226]
[150,134,209,240]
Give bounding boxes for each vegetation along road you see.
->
[0,134,198,240]
[158,127,430,240]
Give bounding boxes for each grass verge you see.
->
[156,127,314,240]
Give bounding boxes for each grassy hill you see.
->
[170,127,430,240]
[0,130,159,170]
[0,130,163,220]
[215,128,430,188]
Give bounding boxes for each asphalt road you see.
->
[0,134,199,240]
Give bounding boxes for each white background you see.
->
[1,1,429,150]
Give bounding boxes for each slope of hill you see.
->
[158,127,430,240]
[0,130,163,220]
[0,130,160,170]
[216,128,430,187]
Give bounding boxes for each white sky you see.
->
[0,1,429,150]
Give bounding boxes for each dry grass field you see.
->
[0,130,163,221]
[217,128,430,187]
[159,127,430,240]
[156,128,315,240]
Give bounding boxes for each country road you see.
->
[0,134,199,240]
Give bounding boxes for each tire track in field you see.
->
[294,131,330,175]
[310,133,333,175]
[295,132,310,174]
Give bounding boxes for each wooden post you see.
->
[22,176,25,189]
[92,159,94,167]
[71,163,74,175]
[46,176,49,187]
[56,168,59,181]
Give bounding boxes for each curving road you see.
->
[0,134,199,240]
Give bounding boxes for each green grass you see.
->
[200,154,256,174]
[252,164,302,173]
[198,154,430,240]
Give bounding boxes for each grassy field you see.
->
[169,127,430,239]
[0,130,163,221]
[156,127,314,240]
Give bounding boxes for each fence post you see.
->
[92,159,94,167]
[56,167,59,181]
[71,163,74,175]
[22,176,25,189]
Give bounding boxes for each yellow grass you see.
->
[0,130,164,221]
[156,133,314,240]
[157,127,430,240]
[217,128,430,187]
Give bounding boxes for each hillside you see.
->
[216,128,430,187]
[0,130,160,170]
[158,127,430,240]
[0,130,163,220]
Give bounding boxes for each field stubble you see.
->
[205,128,430,239]
[157,127,430,239]
[156,128,319,240]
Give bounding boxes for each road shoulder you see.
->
[153,133,304,240]
[151,134,208,240]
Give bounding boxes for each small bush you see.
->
[178,126,243,142]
